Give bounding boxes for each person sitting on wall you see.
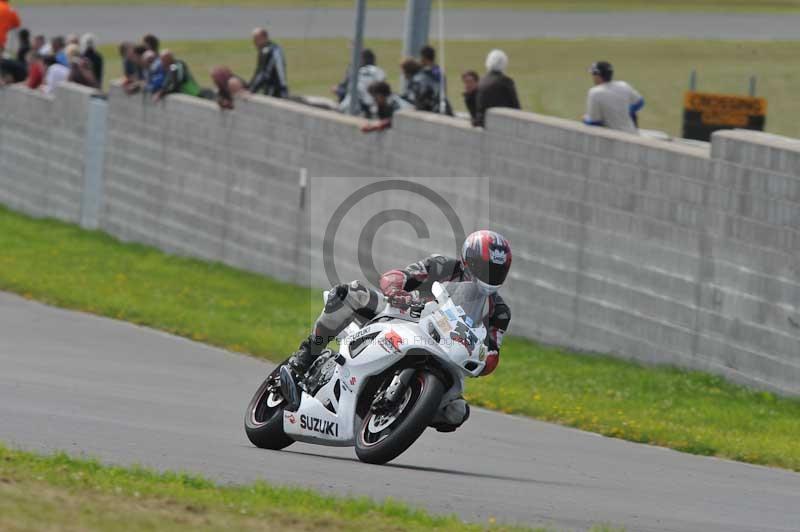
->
[153,50,202,101]
[473,49,520,128]
[361,80,412,133]
[583,60,644,134]
[248,27,288,98]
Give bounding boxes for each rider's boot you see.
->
[281,336,325,410]
[287,336,320,376]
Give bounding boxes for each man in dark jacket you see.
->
[407,45,452,115]
[461,70,479,123]
[474,49,520,127]
[249,27,288,98]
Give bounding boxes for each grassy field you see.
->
[2,206,800,471]
[14,0,800,13]
[0,444,539,531]
[96,38,800,139]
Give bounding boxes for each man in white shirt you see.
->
[583,61,644,134]
[42,55,68,94]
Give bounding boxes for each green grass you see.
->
[0,444,533,531]
[2,206,800,471]
[97,38,800,139]
[14,0,800,13]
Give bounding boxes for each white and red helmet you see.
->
[460,230,512,295]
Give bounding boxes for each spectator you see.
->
[248,27,288,98]
[211,65,248,109]
[583,60,644,134]
[16,27,29,63]
[473,49,520,127]
[80,33,103,86]
[24,50,44,89]
[66,43,98,88]
[338,48,385,116]
[32,33,45,55]
[153,49,200,100]
[406,45,452,115]
[461,70,479,123]
[142,33,159,53]
[399,56,421,104]
[0,55,24,84]
[0,0,20,55]
[143,49,165,93]
[51,36,67,66]
[119,42,143,92]
[42,54,69,94]
[361,80,411,132]
[66,33,79,46]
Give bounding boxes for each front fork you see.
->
[371,367,417,415]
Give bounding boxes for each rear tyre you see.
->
[244,363,294,450]
[355,370,444,465]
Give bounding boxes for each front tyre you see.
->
[244,363,294,450]
[355,370,444,465]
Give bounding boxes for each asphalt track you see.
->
[1,291,799,531]
[18,7,800,44]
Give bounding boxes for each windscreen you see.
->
[442,281,488,326]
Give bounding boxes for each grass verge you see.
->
[2,207,800,471]
[0,443,534,531]
[15,0,800,13]
[95,38,800,139]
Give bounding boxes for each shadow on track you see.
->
[282,449,579,487]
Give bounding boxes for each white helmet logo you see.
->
[489,248,506,265]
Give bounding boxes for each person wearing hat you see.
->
[583,60,644,134]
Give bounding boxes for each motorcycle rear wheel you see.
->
[355,370,444,465]
[244,362,294,450]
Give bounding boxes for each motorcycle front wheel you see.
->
[244,361,294,450]
[355,370,444,465]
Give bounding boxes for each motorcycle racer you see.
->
[286,230,512,431]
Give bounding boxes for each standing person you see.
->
[32,33,45,55]
[398,56,421,104]
[142,33,159,54]
[66,42,98,89]
[461,70,479,123]
[0,0,20,55]
[473,49,520,128]
[15,27,29,63]
[407,45,452,115]
[42,54,69,94]
[24,50,44,89]
[153,49,200,100]
[338,48,385,117]
[583,61,644,134]
[143,49,164,94]
[51,36,67,66]
[248,27,288,98]
[80,33,103,87]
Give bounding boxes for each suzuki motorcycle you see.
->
[244,281,489,464]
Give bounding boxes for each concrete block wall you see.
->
[2,82,797,394]
[0,83,96,223]
[483,110,800,393]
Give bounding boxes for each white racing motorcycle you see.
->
[244,281,490,464]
